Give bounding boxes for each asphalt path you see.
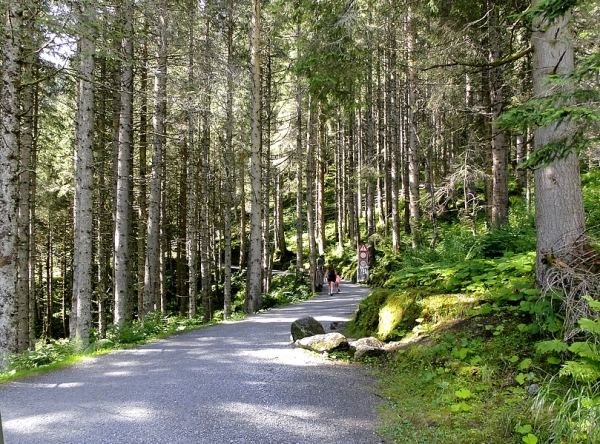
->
[0,282,382,444]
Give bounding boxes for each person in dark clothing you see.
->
[326,264,336,296]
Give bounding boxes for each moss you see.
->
[377,292,417,339]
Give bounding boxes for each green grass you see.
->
[373,305,538,443]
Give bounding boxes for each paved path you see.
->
[0,283,381,444]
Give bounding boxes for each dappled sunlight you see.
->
[103,371,134,377]
[3,403,155,437]
[221,400,320,420]
[0,282,378,443]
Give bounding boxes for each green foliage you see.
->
[581,170,600,226]
[530,296,600,442]
[495,31,600,169]
[376,311,538,443]
[531,382,600,443]
[104,311,205,346]
[519,0,581,23]
[2,339,76,373]
[383,252,536,298]
[260,273,313,309]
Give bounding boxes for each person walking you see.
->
[334,273,341,293]
[326,264,337,296]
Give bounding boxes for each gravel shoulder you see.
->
[0,283,382,444]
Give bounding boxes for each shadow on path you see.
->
[0,281,381,444]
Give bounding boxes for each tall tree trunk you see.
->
[316,106,326,256]
[222,0,235,319]
[28,56,40,346]
[335,115,345,247]
[306,102,317,293]
[18,11,37,351]
[274,173,288,259]
[137,35,149,318]
[114,0,134,325]
[199,17,213,322]
[71,3,96,347]
[262,46,273,295]
[346,115,358,247]
[186,3,198,319]
[388,21,401,253]
[295,35,304,272]
[406,5,420,249]
[489,2,509,228]
[515,133,527,192]
[245,0,263,313]
[0,1,22,355]
[532,1,585,285]
[144,3,168,319]
[365,28,376,262]
[46,225,53,338]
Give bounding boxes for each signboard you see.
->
[357,244,369,283]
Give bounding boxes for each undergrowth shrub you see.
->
[530,296,600,443]
[104,311,204,346]
[261,273,312,309]
[2,339,75,373]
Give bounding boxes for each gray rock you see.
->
[329,321,348,331]
[353,345,387,360]
[291,316,326,341]
[349,337,387,360]
[295,333,349,353]
[349,337,385,350]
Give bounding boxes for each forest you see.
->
[1,0,600,441]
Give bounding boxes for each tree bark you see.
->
[222,0,235,319]
[306,103,317,293]
[71,2,96,346]
[144,3,168,319]
[113,0,134,325]
[0,0,23,355]
[406,5,420,249]
[186,1,198,319]
[18,10,37,351]
[532,0,585,285]
[245,0,263,313]
[489,2,509,228]
[295,38,304,272]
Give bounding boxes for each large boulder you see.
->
[295,333,349,353]
[291,316,326,341]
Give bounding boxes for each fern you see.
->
[559,360,600,383]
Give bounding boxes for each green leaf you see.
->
[568,342,599,359]
[518,358,533,370]
[583,296,600,311]
[522,433,538,444]
[450,401,470,412]
[579,318,600,335]
[547,356,561,364]
[452,347,470,360]
[515,373,527,385]
[455,388,473,399]
[535,339,569,354]
[515,424,532,434]
[560,360,600,383]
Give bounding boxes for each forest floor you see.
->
[0,282,384,444]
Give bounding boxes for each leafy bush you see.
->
[105,311,204,346]
[261,273,312,309]
[2,339,75,373]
